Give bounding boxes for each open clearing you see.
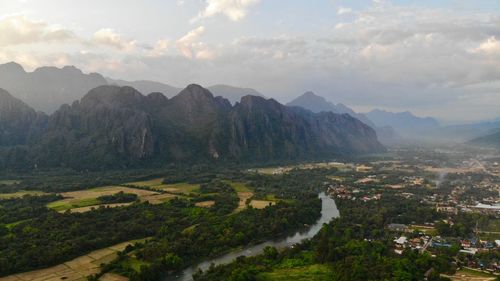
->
[126,178,200,194]
[0,191,48,199]
[445,268,497,281]
[47,186,173,212]
[250,200,275,209]
[235,191,253,212]
[0,239,148,281]
[0,180,20,186]
[257,264,334,281]
[195,200,215,208]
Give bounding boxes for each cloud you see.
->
[337,7,352,15]
[472,36,500,55]
[147,39,170,57]
[92,28,137,52]
[0,15,75,46]
[175,26,215,60]
[192,0,260,22]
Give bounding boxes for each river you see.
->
[165,192,339,281]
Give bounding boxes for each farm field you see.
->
[249,200,275,209]
[0,239,148,281]
[446,268,497,281]
[0,191,48,199]
[126,178,200,194]
[46,186,172,212]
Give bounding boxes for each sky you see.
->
[0,0,499,123]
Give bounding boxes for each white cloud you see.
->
[0,15,74,46]
[472,36,500,55]
[147,39,170,57]
[192,0,260,22]
[92,28,137,52]
[176,26,215,60]
[337,7,352,15]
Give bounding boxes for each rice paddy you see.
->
[0,239,148,281]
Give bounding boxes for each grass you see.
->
[257,264,334,281]
[6,219,32,229]
[225,181,252,192]
[250,200,275,209]
[0,190,48,199]
[0,180,20,186]
[121,257,150,272]
[409,225,438,236]
[126,178,200,195]
[46,186,163,212]
[461,269,494,277]
[47,197,101,211]
[455,268,496,278]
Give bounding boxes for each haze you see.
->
[0,0,499,122]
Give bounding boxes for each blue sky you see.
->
[0,0,499,122]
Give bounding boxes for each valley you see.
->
[0,144,498,281]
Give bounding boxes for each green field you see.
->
[257,264,334,281]
[126,178,200,194]
[120,257,150,272]
[0,191,48,199]
[225,181,252,192]
[47,197,101,211]
[455,268,496,278]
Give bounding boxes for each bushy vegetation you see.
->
[97,191,138,204]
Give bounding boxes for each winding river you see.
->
[165,192,339,281]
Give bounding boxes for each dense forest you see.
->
[192,193,458,281]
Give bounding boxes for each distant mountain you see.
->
[0,85,384,170]
[469,131,500,149]
[431,121,500,142]
[287,92,375,127]
[107,79,264,104]
[366,109,439,136]
[286,92,403,144]
[107,78,182,98]
[0,62,107,113]
[207,84,265,104]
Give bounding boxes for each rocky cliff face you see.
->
[0,85,385,170]
[0,88,47,146]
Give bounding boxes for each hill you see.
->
[469,131,500,149]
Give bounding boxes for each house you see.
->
[395,236,408,245]
[387,223,409,232]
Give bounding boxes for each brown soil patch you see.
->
[195,200,215,208]
[235,192,253,212]
[250,200,275,209]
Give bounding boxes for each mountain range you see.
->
[0,85,385,170]
[108,79,266,105]
[365,109,440,137]
[287,91,375,127]
[0,62,266,112]
[287,92,400,143]
[469,131,500,149]
[0,62,107,113]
